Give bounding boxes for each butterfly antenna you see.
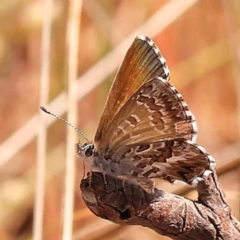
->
[40,106,90,142]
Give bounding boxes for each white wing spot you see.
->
[131,114,140,123]
[137,35,147,41]
[185,110,194,119]
[181,101,188,107]
[159,56,166,65]
[176,93,183,99]
[117,126,126,134]
[192,121,198,133]
[163,66,170,78]
[147,39,154,47]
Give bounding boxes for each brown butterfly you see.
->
[42,36,215,192]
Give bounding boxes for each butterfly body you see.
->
[75,35,215,192]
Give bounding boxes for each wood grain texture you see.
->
[81,171,240,240]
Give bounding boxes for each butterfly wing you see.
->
[95,36,170,144]
[91,36,214,190]
[97,77,197,153]
[113,139,215,186]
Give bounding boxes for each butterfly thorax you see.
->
[76,142,133,175]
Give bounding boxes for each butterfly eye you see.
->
[76,143,94,157]
[84,144,95,157]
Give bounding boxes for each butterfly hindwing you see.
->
[112,139,215,186]
[95,36,170,145]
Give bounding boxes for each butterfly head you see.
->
[76,142,95,158]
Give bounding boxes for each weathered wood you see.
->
[80,170,240,240]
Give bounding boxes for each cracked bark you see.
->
[80,170,240,240]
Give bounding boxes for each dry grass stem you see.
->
[62,0,82,239]
[33,0,52,240]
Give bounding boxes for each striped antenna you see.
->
[40,106,90,142]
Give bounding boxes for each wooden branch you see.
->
[80,171,240,240]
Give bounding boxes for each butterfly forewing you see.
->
[98,77,197,152]
[95,36,170,145]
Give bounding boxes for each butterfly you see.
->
[42,35,215,193]
[74,35,216,192]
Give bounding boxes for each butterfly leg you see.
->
[122,179,126,188]
[121,179,127,193]
[99,163,108,188]
[81,161,86,180]
[89,167,92,188]
[103,173,108,188]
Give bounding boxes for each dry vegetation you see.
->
[0,0,240,240]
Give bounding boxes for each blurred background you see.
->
[0,0,240,239]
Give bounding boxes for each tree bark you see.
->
[80,170,240,240]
